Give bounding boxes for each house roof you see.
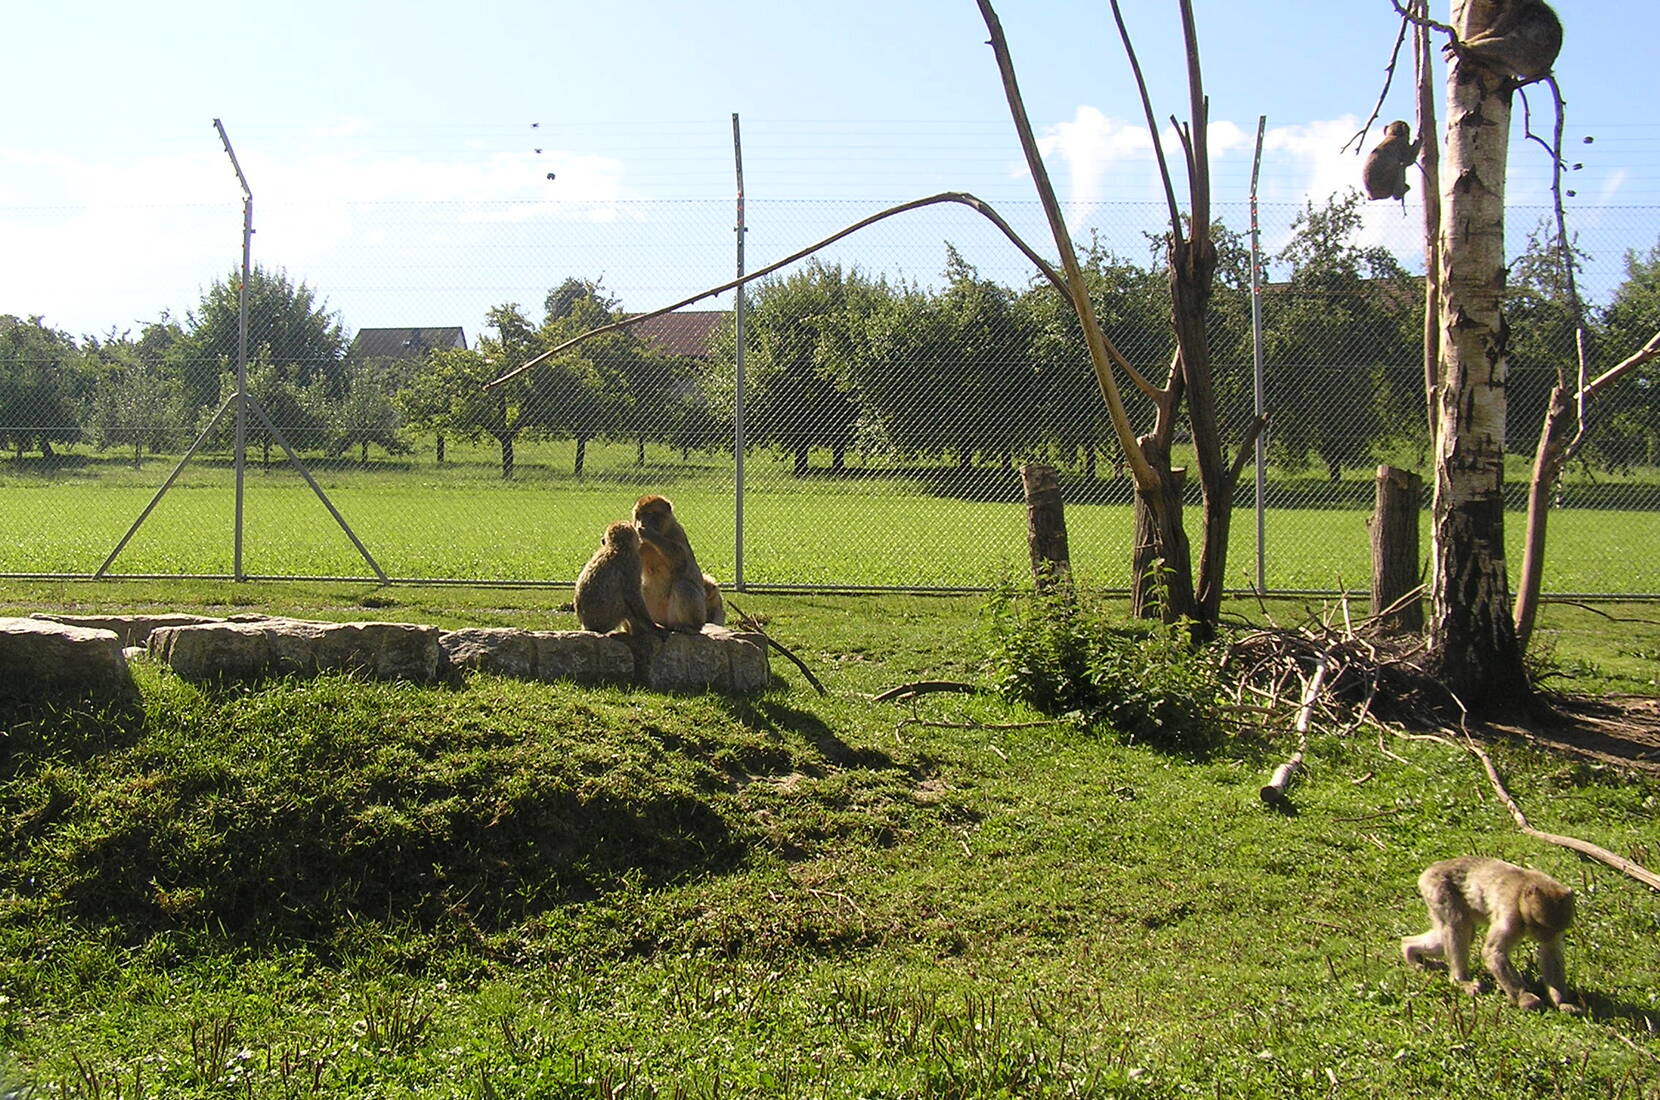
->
[629,311,724,359]
[351,327,468,359]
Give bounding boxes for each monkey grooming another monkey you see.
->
[1363,121,1419,201]
[573,521,659,636]
[1454,0,1562,82]
[1401,856,1583,1013]
[633,494,709,631]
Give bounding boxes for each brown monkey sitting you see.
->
[573,521,659,635]
[1401,856,1583,1013]
[1363,120,1419,201]
[1454,0,1562,81]
[633,494,709,631]
[702,573,727,627]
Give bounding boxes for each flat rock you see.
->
[30,612,220,647]
[439,627,633,687]
[641,625,770,693]
[0,617,139,709]
[150,617,442,683]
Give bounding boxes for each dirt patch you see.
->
[1487,694,1660,776]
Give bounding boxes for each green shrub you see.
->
[984,587,1225,756]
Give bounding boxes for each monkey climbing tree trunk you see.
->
[1426,0,1528,710]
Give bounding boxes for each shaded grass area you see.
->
[0,589,1657,1096]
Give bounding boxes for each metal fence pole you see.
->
[214,119,253,583]
[732,112,748,591]
[1249,115,1268,595]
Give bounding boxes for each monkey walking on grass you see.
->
[1401,856,1584,1013]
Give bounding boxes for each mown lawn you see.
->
[3,459,1658,594]
[0,586,1656,1097]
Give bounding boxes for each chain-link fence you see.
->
[2,196,1657,596]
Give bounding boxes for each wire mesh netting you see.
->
[1,196,1656,595]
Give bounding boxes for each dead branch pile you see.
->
[1224,617,1457,735]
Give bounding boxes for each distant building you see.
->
[628,311,724,360]
[350,327,468,359]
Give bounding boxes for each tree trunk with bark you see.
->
[1427,0,1528,709]
[1020,462,1072,594]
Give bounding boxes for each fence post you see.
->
[731,112,747,591]
[1370,464,1424,632]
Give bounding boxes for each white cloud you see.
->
[0,141,631,333]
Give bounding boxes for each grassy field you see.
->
[2,440,1658,594]
[0,584,1657,1096]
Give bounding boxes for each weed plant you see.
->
[984,585,1225,756]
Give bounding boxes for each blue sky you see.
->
[3,0,1657,338]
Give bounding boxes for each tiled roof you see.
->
[351,327,468,359]
[629,311,724,359]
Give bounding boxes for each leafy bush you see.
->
[984,587,1225,756]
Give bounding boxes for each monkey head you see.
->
[603,521,640,552]
[633,494,675,533]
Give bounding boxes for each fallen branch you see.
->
[725,597,827,696]
[1391,727,1660,894]
[1464,735,1660,892]
[873,680,980,703]
[1260,654,1330,807]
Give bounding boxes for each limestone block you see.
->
[440,627,539,679]
[0,617,138,708]
[641,625,769,693]
[30,612,220,648]
[149,618,441,683]
[533,631,635,687]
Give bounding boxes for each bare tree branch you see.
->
[1111,1,1183,244]
[976,0,1163,492]
[1344,7,1413,155]
[482,191,1066,391]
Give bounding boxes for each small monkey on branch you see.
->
[1401,856,1584,1013]
[1363,120,1420,201]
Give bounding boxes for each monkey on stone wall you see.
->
[573,521,659,636]
[1363,120,1419,201]
[633,494,710,631]
[1455,0,1562,81]
[702,573,727,627]
[1401,856,1584,1013]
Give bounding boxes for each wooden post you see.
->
[1370,465,1424,633]
[1020,463,1071,593]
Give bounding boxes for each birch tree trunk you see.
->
[1427,0,1528,708]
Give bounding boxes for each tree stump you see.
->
[1132,461,1186,620]
[1020,463,1071,593]
[1370,465,1424,633]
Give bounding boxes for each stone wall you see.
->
[2,614,770,700]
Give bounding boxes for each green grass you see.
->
[3,450,1658,594]
[0,588,1657,1096]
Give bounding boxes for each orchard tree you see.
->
[1593,241,1660,468]
[744,262,885,477]
[0,315,87,460]
[83,332,188,469]
[1265,192,1417,481]
[176,266,346,411]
